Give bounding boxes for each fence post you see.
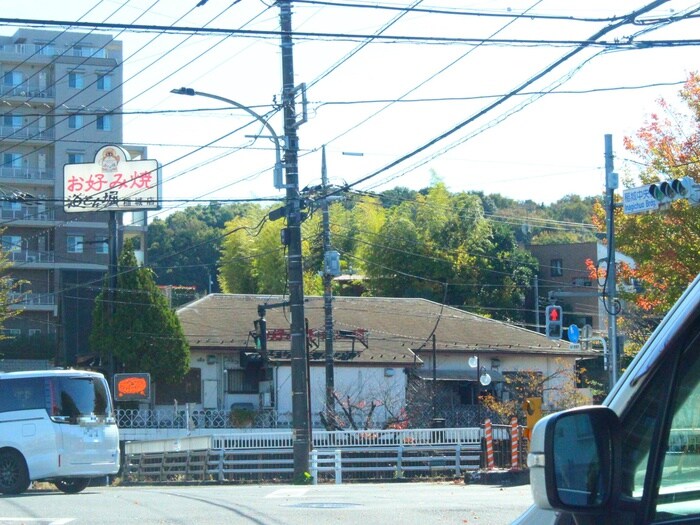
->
[217,449,224,482]
[484,419,495,470]
[396,443,403,479]
[334,449,342,485]
[310,449,318,485]
[455,443,461,476]
[510,417,520,471]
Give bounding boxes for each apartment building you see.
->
[0,29,147,366]
[528,242,636,336]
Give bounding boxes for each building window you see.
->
[2,200,21,212]
[67,235,84,254]
[2,153,22,169]
[3,71,22,86]
[28,328,41,337]
[36,42,54,56]
[3,114,22,128]
[155,368,201,404]
[96,114,111,131]
[67,152,84,164]
[2,328,20,338]
[68,72,84,88]
[226,369,258,393]
[550,258,563,277]
[95,240,108,254]
[68,115,83,129]
[97,74,111,90]
[1,235,21,252]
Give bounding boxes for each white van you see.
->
[514,272,700,524]
[0,369,120,495]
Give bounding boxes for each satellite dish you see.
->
[468,356,478,368]
[480,372,492,386]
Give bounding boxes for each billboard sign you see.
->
[113,373,151,402]
[63,145,161,212]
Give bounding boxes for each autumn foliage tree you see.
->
[593,72,700,316]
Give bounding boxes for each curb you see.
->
[465,468,529,486]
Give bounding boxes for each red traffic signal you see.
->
[545,305,563,340]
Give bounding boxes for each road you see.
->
[0,481,533,524]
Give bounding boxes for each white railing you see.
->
[123,434,502,484]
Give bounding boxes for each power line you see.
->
[333,0,674,196]
[1,16,698,48]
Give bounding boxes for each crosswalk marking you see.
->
[265,488,310,498]
[0,520,74,525]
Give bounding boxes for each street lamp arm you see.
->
[170,87,284,187]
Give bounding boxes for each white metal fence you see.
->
[123,426,519,484]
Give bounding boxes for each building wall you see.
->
[528,242,601,331]
[0,29,146,365]
[434,352,581,410]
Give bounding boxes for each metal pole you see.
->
[432,333,437,419]
[604,134,618,386]
[108,210,118,379]
[280,0,311,478]
[321,146,336,425]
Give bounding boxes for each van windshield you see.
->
[49,376,110,420]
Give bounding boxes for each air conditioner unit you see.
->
[260,392,272,408]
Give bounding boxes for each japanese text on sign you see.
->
[63,145,161,213]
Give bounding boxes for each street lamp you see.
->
[468,355,492,387]
[170,87,284,189]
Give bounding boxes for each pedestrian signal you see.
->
[545,305,563,340]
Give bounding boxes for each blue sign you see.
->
[568,324,580,343]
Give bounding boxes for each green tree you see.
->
[147,203,254,295]
[0,245,28,359]
[90,240,190,384]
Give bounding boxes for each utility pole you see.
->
[321,146,336,425]
[279,0,311,479]
[605,134,619,386]
[107,210,118,379]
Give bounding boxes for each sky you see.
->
[2,0,699,220]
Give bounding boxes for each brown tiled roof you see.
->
[177,294,594,366]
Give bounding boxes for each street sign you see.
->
[582,324,593,340]
[623,185,659,215]
[568,324,580,343]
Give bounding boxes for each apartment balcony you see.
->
[1,207,54,223]
[0,167,54,182]
[0,125,54,142]
[7,250,55,265]
[8,291,56,313]
[0,83,54,99]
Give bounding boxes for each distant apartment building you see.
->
[528,242,635,337]
[0,29,147,365]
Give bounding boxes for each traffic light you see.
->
[253,318,267,352]
[649,177,700,204]
[545,305,563,340]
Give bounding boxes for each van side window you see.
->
[619,355,669,500]
[619,330,700,521]
[50,377,110,419]
[653,337,700,520]
[0,378,46,412]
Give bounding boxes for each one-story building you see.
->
[166,294,598,428]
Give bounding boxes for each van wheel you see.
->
[0,450,30,495]
[53,478,90,494]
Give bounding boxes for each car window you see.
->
[653,337,700,520]
[0,377,46,412]
[619,354,670,502]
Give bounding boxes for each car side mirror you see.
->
[529,406,620,513]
